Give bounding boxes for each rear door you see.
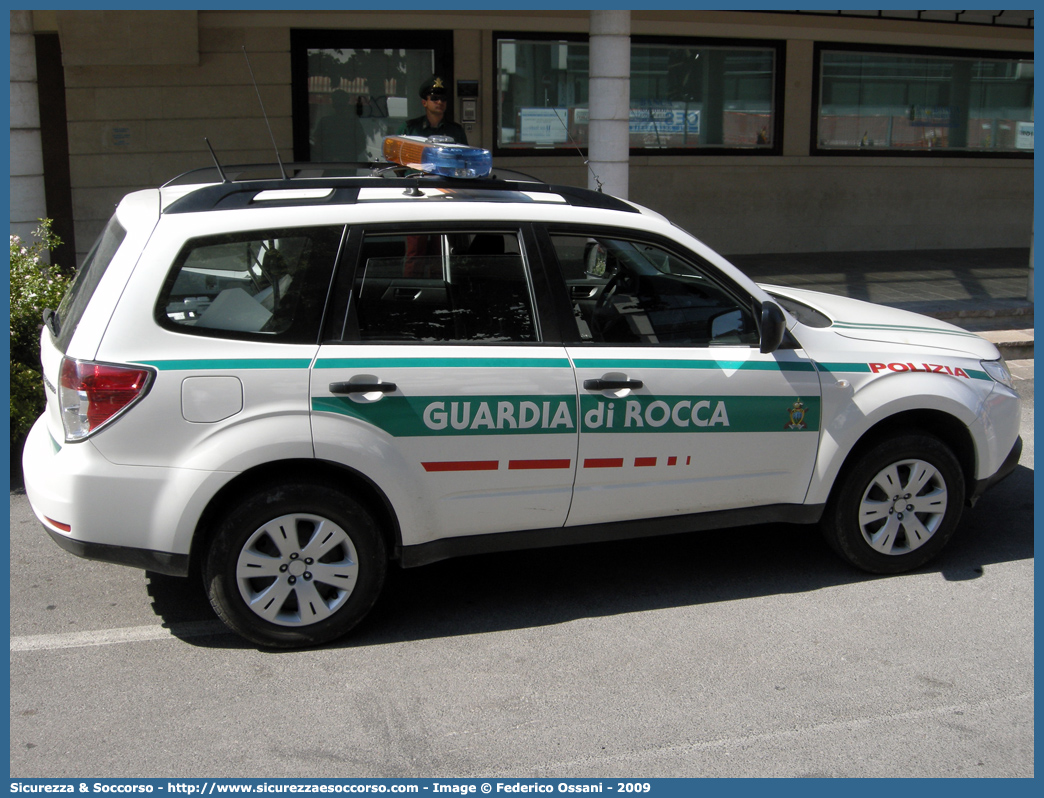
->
[544,229,822,527]
[310,225,580,549]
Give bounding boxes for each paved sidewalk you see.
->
[1008,358,1034,381]
[730,247,1034,358]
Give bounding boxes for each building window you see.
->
[494,34,782,155]
[291,30,454,163]
[815,45,1034,155]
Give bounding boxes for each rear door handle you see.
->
[329,381,397,394]
[583,378,643,391]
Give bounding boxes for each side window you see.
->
[352,230,537,343]
[550,234,758,347]
[158,226,342,343]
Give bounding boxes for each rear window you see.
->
[53,217,127,351]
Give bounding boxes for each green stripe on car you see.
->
[139,358,312,371]
[313,393,821,437]
[314,356,572,369]
[831,321,980,339]
[571,358,815,372]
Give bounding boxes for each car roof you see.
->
[121,156,769,315]
[158,161,646,217]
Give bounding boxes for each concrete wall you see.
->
[481,155,1033,256]
[29,9,1033,262]
[630,159,1031,255]
[10,10,46,246]
[38,11,290,254]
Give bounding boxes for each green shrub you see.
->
[10,220,70,446]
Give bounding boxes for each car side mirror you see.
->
[759,301,787,354]
[584,242,608,278]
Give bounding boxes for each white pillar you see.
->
[588,10,630,199]
[10,10,47,244]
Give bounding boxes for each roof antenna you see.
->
[242,46,288,180]
[547,97,603,192]
[203,137,229,183]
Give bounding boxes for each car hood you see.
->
[761,284,1001,359]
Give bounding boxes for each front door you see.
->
[546,231,822,527]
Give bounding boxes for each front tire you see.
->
[823,433,965,574]
[204,483,387,648]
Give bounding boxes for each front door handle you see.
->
[583,378,643,391]
[329,381,397,395]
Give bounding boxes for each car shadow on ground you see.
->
[145,463,1034,651]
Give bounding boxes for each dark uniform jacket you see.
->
[399,116,468,145]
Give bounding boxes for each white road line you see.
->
[10,620,230,652]
[527,691,1033,775]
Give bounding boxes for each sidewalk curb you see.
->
[976,329,1034,361]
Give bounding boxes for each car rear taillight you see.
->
[59,357,154,441]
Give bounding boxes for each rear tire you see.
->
[204,483,386,648]
[822,433,965,574]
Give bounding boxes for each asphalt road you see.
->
[9,366,1034,779]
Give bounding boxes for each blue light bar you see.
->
[383,135,493,179]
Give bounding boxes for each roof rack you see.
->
[161,162,379,186]
[160,161,639,216]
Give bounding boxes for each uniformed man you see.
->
[399,77,468,145]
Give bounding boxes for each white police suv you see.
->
[23,137,1022,648]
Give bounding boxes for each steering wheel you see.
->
[589,271,625,341]
[594,272,621,313]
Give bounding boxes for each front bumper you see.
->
[968,435,1023,505]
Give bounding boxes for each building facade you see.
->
[10,9,1034,266]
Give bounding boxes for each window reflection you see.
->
[817,48,1034,153]
[306,47,437,162]
[495,37,779,152]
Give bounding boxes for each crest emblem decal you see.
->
[785,400,807,430]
